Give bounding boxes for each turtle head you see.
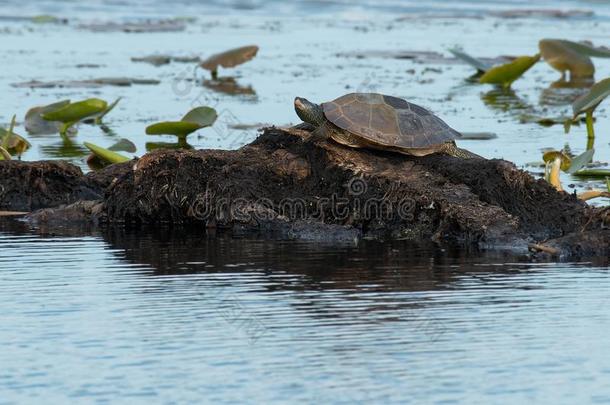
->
[294,97,325,127]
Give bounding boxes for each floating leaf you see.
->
[0,115,29,158]
[0,146,11,160]
[83,97,122,125]
[539,39,596,78]
[479,54,541,88]
[24,100,70,134]
[3,133,31,157]
[607,177,610,192]
[572,77,610,116]
[146,106,217,138]
[181,106,217,126]
[42,98,108,135]
[108,138,136,153]
[571,169,610,178]
[459,132,497,140]
[566,148,595,174]
[131,55,171,66]
[578,190,610,201]
[31,15,65,24]
[84,142,130,164]
[200,45,259,78]
[42,98,108,123]
[449,48,491,73]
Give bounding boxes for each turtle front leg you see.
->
[306,123,331,144]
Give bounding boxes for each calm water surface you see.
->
[1,219,609,403]
[1,0,610,403]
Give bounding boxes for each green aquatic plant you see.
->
[569,77,610,150]
[0,115,31,160]
[479,54,541,88]
[448,48,492,74]
[566,148,595,174]
[541,148,607,200]
[542,150,571,191]
[539,39,610,80]
[199,45,259,80]
[42,98,108,136]
[146,106,217,141]
[24,100,71,134]
[574,174,610,201]
[86,138,135,169]
[84,141,131,168]
[91,97,122,125]
[571,169,610,179]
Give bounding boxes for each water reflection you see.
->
[1,218,609,403]
[202,77,257,97]
[539,78,592,106]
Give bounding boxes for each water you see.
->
[0,0,609,197]
[1,1,610,403]
[0,220,609,403]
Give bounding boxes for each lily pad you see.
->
[479,54,541,88]
[572,77,610,116]
[42,98,108,135]
[448,48,491,73]
[24,100,70,134]
[131,55,172,66]
[539,39,596,78]
[200,45,258,78]
[0,146,11,160]
[0,116,31,158]
[42,98,107,123]
[83,97,122,125]
[459,132,497,140]
[571,169,610,178]
[79,19,186,33]
[566,148,595,174]
[84,142,131,166]
[12,77,160,89]
[108,138,136,153]
[146,106,217,138]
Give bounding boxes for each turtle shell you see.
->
[322,93,461,148]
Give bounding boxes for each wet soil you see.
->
[3,127,608,259]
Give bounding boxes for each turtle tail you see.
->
[442,142,484,159]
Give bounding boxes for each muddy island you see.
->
[1,126,608,260]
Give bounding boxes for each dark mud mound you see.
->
[0,160,102,211]
[1,127,608,259]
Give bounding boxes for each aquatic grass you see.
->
[146,106,217,140]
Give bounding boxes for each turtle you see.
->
[294,93,481,159]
